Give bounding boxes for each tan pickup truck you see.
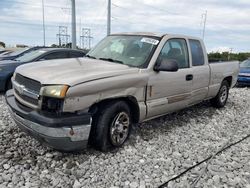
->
[6,32,239,151]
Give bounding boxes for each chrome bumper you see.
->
[6,90,92,151]
[11,111,92,142]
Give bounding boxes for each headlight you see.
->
[42,85,69,98]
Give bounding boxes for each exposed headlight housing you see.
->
[42,85,69,98]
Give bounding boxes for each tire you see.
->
[90,101,132,151]
[210,80,229,108]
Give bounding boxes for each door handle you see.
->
[186,74,193,81]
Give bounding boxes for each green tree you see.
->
[0,41,5,48]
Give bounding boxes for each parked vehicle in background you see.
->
[0,48,85,91]
[237,58,250,86]
[0,49,11,55]
[6,32,239,152]
[0,50,12,56]
[0,47,44,61]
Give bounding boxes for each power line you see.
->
[111,16,147,25]
[0,0,69,9]
[0,20,58,28]
[80,28,93,49]
[56,26,70,47]
[113,0,181,15]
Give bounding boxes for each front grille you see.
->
[15,73,41,94]
[15,89,39,105]
[14,73,41,106]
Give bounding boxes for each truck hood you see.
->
[15,58,140,86]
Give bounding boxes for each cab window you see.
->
[189,39,205,66]
[157,38,189,69]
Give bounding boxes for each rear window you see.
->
[189,39,205,66]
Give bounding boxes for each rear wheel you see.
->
[90,101,132,151]
[210,80,229,108]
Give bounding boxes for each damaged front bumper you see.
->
[5,90,92,152]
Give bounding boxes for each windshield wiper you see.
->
[99,57,124,64]
[86,54,96,59]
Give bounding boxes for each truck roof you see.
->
[111,32,202,40]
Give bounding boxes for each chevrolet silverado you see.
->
[6,33,239,151]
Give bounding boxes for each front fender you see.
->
[63,73,148,113]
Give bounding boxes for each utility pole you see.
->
[80,28,93,50]
[71,0,77,49]
[228,48,233,60]
[107,0,111,36]
[56,26,70,47]
[42,0,46,46]
[202,10,207,40]
[79,18,81,48]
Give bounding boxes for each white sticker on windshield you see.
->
[141,38,159,45]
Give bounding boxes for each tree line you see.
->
[208,52,250,62]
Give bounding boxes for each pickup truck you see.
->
[6,32,239,152]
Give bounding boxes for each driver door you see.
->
[146,38,193,118]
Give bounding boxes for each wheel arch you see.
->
[223,76,232,87]
[89,96,140,124]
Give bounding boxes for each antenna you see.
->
[202,10,207,40]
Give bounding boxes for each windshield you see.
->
[87,35,160,68]
[240,59,250,68]
[15,50,46,62]
[9,48,29,56]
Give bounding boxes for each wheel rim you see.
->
[220,85,228,103]
[110,112,130,146]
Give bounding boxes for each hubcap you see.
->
[220,85,228,103]
[110,112,130,146]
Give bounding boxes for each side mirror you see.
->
[154,59,179,72]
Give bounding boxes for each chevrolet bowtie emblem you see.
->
[16,84,25,95]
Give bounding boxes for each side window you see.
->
[69,51,84,58]
[158,38,189,69]
[43,51,68,60]
[189,39,205,66]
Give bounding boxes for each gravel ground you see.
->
[0,88,249,188]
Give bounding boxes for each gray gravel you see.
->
[0,88,250,188]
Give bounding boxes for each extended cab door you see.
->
[146,38,193,118]
[188,39,210,105]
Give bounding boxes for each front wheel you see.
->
[90,101,132,151]
[210,80,229,108]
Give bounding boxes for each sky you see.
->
[0,0,250,52]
